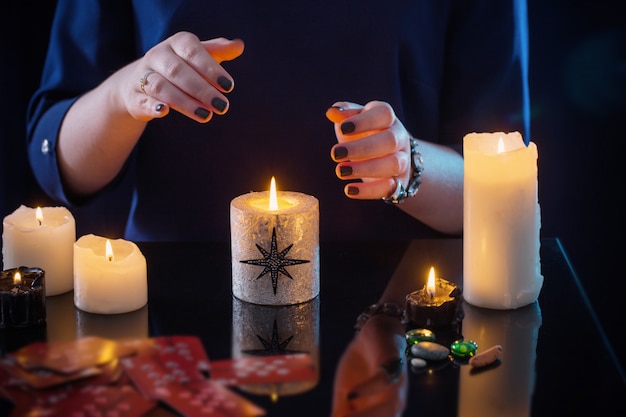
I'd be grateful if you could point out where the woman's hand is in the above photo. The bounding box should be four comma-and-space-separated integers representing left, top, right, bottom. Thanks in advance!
326, 101, 413, 201
119, 32, 245, 123
331, 315, 408, 417
57, 32, 245, 197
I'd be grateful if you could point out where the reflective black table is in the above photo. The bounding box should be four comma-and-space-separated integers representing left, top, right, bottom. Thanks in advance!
2, 238, 625, 416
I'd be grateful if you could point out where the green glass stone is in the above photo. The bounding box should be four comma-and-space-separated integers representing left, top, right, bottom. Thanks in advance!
450, 340, 478, 358
405, 328, 436, 345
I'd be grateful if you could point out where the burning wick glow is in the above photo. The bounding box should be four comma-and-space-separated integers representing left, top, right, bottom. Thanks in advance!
427, 266, 436, 298
105, 239, 114, 262
13, 271, 22, 286
35, 207, 43, 226
269, 176, 278, 211
497, 137, 505, 154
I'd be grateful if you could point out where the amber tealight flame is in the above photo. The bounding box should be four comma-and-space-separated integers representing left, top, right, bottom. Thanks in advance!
269, 176, 278, 211
13, 271, 22, 286
36, 207, 43, 226
426, 266, 436, 298
106, 239, 114, 262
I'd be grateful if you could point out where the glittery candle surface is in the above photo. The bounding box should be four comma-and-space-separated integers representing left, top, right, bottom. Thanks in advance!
230, 191, 320, 305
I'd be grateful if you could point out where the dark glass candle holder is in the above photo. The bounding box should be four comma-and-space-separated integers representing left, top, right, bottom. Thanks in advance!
0, 267, 46, 329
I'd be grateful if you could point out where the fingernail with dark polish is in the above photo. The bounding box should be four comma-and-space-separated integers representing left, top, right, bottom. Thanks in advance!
334, 146, 348, 160
211, 97, 228, 113
347, 186, 359, 195
341, 121, 356, 134
339, 166, 353, 177
194, 107, 211, 119
217, 76, 233, 91
155, 103, 165, 112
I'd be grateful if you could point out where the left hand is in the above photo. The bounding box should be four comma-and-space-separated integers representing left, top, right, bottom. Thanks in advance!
326, 101, 413, 201
331, 315, 408, 417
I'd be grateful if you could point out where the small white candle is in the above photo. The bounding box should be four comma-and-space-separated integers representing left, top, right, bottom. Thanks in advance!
230, 177, 319, 305
463, 132, 543, 309
73, 234, 147, 314
2, 205, 76, 296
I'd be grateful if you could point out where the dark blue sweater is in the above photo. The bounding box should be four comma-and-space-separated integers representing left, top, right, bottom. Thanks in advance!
27, 0, 530, 242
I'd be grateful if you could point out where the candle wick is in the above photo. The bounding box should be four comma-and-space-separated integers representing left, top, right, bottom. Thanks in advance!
37, 219, 42, 226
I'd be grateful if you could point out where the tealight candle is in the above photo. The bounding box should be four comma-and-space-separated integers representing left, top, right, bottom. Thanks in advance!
0, 267, 46, 328
405, 266, 463, 329
2, 205, 75, 296
231, 177, 319, 305
463, 132, 543, 309
73, 234, 147, 314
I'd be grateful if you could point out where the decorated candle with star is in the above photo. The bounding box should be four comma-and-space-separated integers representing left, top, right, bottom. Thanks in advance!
230, 177, 319, 305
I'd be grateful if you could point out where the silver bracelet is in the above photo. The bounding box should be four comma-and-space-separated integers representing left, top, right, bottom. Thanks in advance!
383, 137, 424, 205
354, 302, 405, 332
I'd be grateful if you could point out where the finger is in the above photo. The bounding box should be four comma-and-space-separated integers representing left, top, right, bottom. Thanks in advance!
344, 177, 397, 200
162, 35, 233, 112
136, 70, 215, 122
326, 101, 363, 123
338, 102, 395, 137
332, 128, 405, 162
336, 152, 407, 182
202, 37, 245, 63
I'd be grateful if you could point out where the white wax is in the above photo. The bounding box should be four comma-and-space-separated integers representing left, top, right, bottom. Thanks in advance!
74, 234, 147, 314
463, 132, 543, 309
2, 205, 76, 296
230, 191, 319, 305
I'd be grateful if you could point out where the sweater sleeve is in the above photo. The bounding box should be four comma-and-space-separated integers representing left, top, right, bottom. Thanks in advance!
26, 0, 136, 205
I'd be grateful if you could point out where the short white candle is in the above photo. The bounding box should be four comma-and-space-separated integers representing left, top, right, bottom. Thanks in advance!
2, 205, 75, 296
231, 177, 319, 305
463, 132, 543, 309
74, 234, 147, 314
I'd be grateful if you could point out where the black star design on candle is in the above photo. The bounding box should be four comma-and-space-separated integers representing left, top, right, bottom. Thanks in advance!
240, 227, 310, 294
241, 319, 302, 356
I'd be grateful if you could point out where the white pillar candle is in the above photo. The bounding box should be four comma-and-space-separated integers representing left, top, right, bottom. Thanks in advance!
231, 178, 319, 305
2, 205, 75, 296
74, 234, 147, 314
463, 132, 543, 309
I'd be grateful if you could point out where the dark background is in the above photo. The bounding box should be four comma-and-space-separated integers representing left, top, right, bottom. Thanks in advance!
1, 0, 624, 375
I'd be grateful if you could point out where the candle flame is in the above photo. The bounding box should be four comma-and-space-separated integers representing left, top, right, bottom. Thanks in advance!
269, 176, 278, 211
106, 239, 114, 262
426, 266, 436, 298
497, 137, 505, 154
36, 207, 43, 226
13, 271, 22, 285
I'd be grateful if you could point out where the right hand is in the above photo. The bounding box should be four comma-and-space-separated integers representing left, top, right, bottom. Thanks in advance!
118, 32, 245, 123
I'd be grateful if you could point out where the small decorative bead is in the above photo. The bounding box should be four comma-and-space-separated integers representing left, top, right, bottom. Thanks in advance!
450, 340, 478, 358
405, 328, 436, 345
469, 345, 503, 368
410, 341, 450, 361
410, 358, 427, 368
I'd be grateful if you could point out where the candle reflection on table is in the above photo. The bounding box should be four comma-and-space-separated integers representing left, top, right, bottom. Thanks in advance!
231, 296, 320, 400
45, 291, 148, 341
75, 305, 149, 340
458, 302, 542, 417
